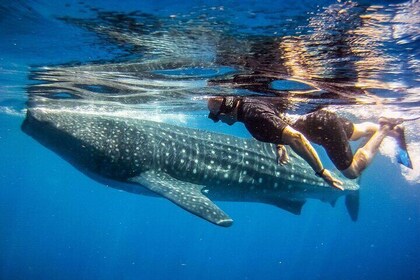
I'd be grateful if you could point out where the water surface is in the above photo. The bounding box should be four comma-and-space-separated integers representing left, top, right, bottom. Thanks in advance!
0, 1, 419, 279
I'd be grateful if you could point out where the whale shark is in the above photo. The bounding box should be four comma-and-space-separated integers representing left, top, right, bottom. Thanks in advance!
21, 100, 359, 227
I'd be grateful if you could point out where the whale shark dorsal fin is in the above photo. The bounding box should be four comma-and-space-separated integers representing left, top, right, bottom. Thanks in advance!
129, 171, 233, 227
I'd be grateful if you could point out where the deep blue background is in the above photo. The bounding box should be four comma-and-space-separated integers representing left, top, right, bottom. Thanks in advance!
1, 114, 419, 280
0, 1, 419, 279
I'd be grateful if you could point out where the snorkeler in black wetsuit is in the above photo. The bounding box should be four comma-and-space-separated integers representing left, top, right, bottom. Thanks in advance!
208, 96, 408, 190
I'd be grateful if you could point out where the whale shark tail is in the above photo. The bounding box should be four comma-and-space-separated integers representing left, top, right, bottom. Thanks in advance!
345, 190, 359, 221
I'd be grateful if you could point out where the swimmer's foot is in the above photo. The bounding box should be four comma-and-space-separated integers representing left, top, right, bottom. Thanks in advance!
379, 117, 404, 130
393, 125, 413, 169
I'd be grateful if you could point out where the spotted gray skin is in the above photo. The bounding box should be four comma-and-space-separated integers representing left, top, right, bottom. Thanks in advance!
22, 104, 359, 227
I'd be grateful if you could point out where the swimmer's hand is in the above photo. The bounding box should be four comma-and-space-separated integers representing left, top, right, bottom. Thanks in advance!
318, 169, 344, 191
276, 145, 289, 165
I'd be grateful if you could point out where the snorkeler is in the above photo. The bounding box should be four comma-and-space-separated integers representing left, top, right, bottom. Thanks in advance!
207, 96, 410, 190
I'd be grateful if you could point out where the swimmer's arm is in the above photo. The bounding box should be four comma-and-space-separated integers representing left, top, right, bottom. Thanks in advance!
281, 126, 344, 190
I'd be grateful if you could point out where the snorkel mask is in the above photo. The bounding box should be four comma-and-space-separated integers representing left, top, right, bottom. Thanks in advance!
208, 97, 238, 122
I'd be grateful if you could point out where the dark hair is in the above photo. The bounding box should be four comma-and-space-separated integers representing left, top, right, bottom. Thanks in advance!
208, 97, 239, 122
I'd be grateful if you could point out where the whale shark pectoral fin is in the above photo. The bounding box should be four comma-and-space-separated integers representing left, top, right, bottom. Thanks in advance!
129, 171, 233, 227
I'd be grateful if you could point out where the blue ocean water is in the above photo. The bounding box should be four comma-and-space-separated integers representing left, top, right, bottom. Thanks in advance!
0, 0, 419, 279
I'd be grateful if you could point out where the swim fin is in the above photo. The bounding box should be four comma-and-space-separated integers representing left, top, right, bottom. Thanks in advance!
395, 126, 413, 169
397, 147, 413, 169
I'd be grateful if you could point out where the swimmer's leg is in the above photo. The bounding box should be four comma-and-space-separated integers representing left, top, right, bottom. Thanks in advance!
351, 122, 400, 141
350, 122, 379, 141
342, 123, 394, 179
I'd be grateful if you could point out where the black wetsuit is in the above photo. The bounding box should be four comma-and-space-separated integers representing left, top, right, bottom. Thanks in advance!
235, 97, 355, 171
237, 97, 291, 144
292, 110, 354, 170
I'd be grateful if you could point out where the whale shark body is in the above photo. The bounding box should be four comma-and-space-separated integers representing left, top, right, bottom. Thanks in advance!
22, 102, 359, 227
